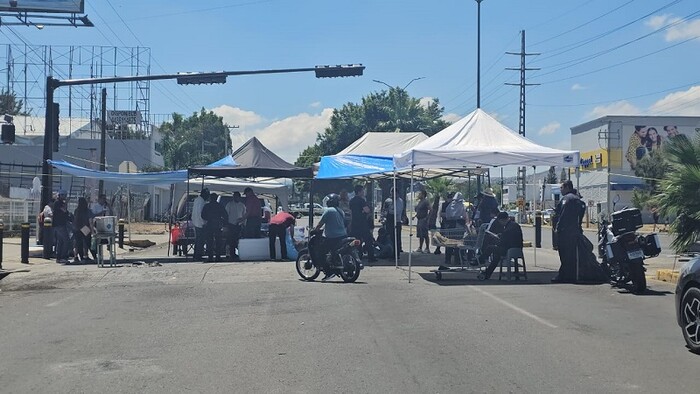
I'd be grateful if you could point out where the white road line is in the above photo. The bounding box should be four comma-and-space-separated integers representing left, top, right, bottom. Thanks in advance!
470, 286, 558, 329
45, 293, 80, 307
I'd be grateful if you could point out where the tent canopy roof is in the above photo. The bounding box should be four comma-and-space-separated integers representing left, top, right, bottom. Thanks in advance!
189, 137, 312, 179
338, 132, 429, 156
394, 109, 580, 169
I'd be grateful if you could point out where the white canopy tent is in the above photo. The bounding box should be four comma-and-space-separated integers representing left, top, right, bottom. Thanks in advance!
175, 177, 289, 212
338, 132, 429, 155
392, 108, 581, 282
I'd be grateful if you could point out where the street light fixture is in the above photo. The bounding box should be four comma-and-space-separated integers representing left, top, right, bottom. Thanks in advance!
372, 77, 426, 90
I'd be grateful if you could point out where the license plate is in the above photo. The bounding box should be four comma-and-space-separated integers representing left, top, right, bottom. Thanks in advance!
627, 249, 644, 260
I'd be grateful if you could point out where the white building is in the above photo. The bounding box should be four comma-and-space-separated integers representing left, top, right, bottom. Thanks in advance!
571, 115, 700, 221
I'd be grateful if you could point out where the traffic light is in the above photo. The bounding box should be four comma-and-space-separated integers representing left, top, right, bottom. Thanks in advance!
1, 122, 15, 144
314, 64, 365, 78
52, 102, 59, 152
176, 72, 227, 85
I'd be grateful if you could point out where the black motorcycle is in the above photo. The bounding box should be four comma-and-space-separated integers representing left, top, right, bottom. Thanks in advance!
295, 229, 362, 283
597, 208, 661, 294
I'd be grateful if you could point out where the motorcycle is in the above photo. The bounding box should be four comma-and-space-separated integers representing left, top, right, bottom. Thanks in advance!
295, 229, 362, 283
597, 208, 661, 294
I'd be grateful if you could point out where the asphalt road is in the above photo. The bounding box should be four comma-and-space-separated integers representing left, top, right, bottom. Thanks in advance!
0, 261, 696, 393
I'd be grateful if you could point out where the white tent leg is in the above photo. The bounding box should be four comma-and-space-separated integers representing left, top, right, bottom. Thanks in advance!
408, 166, 414, 283
533, 166, 537, 268
393, 170, 398, 269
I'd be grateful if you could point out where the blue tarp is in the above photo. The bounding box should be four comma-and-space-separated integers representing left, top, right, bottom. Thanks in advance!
49, 155, 237, 185
316, 154, 395, 179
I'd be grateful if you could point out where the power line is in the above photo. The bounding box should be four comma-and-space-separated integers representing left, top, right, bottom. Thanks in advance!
129, 0, 279, 21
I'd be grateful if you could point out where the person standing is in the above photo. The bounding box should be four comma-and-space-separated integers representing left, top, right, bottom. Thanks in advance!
339, 189, 352, 230
442, 192, 466, 268
72, 197, 94, 263
192, 188, 209, 260
243, 187, 262, 238
52, 190, 71, 264
225, 191, 246, 260
434, 192, 454, 255
477, 188, 499, 225
349, 184, 375, 263
90, 194, 113, 217
382, 187, 404, 258
414, 190, 431, 253
553, 180, 586, 283
268, 209, 296, 260
201, 193, 227, 262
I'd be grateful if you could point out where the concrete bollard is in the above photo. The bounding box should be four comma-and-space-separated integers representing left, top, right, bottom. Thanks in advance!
20, 222, 30, 264
118, 219, 126, 249
535, 210, 542, 248
0, 219, 4, 270
43, 217, 53, 259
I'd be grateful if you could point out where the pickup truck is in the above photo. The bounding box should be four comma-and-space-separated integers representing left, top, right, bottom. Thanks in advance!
289, 203, 324, 218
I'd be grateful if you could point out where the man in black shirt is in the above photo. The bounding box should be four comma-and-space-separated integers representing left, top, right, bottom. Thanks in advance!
349, 184, 375, 263
201, 193, 228, 262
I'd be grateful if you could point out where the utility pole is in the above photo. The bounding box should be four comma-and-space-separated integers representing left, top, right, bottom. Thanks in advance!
506, 30, 539, 222
99, 87, 106, 197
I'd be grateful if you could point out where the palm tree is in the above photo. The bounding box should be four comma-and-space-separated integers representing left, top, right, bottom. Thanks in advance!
425, 177, 455, 229
654, 134, 700, 253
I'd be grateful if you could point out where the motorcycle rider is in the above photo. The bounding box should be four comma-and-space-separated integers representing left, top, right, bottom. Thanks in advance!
313, 193, 348, 281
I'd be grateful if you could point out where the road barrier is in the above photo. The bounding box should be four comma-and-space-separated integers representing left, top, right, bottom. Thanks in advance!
43, 217, 53, 259
20, 222, 30, 264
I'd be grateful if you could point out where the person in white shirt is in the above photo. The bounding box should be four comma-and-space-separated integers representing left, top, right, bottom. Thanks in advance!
225, 191, 247, 260
191, 188, 209, 260
90, 194, 113, 217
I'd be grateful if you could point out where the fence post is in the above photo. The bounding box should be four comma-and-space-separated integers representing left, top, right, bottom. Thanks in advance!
0, 219, 4, 270
21, 222, 30, 264
118, 219, 126, 249
535, 211, 542, 248
43, 217, 53, 259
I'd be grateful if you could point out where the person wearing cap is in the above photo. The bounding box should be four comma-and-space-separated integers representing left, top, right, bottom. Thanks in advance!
192, 188, 209, 260
243, 187, 262, 238
225, 191, 246, 260
52, 190, 71, 264
477, 187, 499, 225
481, 211, 523, 280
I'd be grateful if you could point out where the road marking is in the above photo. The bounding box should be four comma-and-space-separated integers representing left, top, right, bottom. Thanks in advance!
470, 286, 558, 329
45, 293, 80, 307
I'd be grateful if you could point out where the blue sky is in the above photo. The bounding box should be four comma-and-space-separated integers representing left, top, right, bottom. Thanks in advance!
8, 0, 700, 163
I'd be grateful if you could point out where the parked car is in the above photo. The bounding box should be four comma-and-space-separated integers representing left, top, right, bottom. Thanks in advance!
676, 255, 700, 354
289, 203, 323, 218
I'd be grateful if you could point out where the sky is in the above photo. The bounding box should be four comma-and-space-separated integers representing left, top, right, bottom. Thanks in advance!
6, 0, 700, 167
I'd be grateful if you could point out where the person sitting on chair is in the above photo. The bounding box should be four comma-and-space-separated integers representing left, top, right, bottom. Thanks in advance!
482, 211, 523, 280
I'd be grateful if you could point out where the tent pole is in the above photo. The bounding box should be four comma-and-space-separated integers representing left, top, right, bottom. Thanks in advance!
393, 170, 398, 269
408, 166, 414, 283
167, 183, 173, 257
533, 166, 537, 269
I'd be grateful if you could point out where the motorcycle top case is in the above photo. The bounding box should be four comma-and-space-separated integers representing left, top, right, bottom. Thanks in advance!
611, 208, 643, 236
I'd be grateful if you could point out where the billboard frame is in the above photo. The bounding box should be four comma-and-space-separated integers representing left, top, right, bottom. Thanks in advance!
0, 0, 84, 13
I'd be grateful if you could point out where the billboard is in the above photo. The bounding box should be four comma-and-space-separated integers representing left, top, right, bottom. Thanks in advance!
623, 123, 700, 172
0, 0, 84, 13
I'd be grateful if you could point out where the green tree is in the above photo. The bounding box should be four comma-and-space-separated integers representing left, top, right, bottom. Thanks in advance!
159, 109, 232, 170
295, 87, 450, 167
632, 150, 671, 211
545, 166, 558, 184
425, 177, 455, 228
0, 89, 24, 115
653, 134, 700, 253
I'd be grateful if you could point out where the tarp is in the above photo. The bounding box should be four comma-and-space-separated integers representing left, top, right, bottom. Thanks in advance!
394, 109, 580, 169
189, 137, 312, 179
316, 154, 395, 179
48, 155, 238, 186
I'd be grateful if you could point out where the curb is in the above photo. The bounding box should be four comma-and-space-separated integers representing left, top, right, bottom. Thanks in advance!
655, 269, 680, 284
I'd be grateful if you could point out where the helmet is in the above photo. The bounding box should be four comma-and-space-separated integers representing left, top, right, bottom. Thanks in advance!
326, 193, 340, 208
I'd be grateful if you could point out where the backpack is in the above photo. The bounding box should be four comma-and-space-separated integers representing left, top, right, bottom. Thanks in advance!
445, 200, 464, 221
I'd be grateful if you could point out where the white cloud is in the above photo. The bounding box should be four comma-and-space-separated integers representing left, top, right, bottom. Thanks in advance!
571, 83, 586, 91
228, 108, 334, 162
419, 97, 435, 108
441, 112, 462, 123
211, 105, 264, 128
646, 14, 700, 42
310, 101, 321, 108
538, 121, 561, 136
648, 85, 700, 116
586, 100, 641, 119
488, 111, 508, 122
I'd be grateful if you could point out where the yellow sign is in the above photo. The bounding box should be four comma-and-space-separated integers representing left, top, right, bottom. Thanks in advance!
578, 148, 608, 170
517, 197, 525, 208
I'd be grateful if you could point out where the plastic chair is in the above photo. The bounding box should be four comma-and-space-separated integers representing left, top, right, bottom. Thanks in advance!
498, 248, 527, 280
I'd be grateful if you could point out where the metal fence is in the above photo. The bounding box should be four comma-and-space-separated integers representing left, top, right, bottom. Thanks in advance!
0, 198, 40, 234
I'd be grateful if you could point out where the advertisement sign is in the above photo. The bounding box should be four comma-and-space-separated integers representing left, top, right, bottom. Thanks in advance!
0, 0, 84, 13
579, 148, 608, 170
622, 124, 700, 172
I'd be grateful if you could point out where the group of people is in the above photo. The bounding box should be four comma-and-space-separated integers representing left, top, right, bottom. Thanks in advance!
40, 191, 113, 264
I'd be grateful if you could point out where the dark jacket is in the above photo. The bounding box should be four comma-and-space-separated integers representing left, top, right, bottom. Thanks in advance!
201, 201, 227, 229
499, 220, 523, 250
555, 192, 585, 234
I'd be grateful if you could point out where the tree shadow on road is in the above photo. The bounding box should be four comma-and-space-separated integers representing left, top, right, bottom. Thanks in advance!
616, 287, 672, 296
416, 270, 606, 287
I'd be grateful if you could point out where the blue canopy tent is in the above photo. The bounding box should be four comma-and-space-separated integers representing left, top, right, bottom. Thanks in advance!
316, 154, 395, 180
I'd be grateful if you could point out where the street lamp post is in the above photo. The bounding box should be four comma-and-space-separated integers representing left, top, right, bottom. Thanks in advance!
476, 0, 483, 109
40, 64, 365, 212
372, 77, 425, 90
